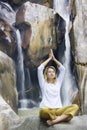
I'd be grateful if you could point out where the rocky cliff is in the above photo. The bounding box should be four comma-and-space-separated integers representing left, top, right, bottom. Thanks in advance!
0, 0, 87, 129
70, 0, 87, 114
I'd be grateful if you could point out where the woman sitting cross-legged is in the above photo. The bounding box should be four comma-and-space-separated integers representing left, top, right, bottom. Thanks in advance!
37, 49, 79, 126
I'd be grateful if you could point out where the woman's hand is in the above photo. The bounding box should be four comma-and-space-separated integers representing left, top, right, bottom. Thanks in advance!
50, 49, 62, 67
40, 49, 62, 67
49, 49, 53, 60
40, 49, 53, 67
50, 49, 55, 61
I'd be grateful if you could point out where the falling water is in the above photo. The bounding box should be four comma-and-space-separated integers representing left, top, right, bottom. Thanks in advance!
16, 30, 28, 108
53, 0, 78, 106
16, 30, 25, 99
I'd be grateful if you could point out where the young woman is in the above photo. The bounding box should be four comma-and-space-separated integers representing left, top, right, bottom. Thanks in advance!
37, 49, 79, 126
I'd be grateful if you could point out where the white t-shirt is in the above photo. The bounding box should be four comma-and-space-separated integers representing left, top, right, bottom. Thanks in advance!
38, 64, 65, 108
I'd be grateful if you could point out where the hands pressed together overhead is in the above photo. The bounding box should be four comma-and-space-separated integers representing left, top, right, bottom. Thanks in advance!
49, 49, 55, 61
41, 49, 62, 67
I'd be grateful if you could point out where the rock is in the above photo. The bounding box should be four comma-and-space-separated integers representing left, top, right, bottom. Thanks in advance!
10, 0, 53, 8
77, 66, 87, 114
0, 2, 16, 25
0, 51, 18, 112
74, 62, 87, 115
0, 96, 21, 129
15, 22, 31, 50
16, 1, 56, 66
75, 45, 87, 63
0, 113, 10, 130
71, 0, 87, 64
70, 0, 87, 114
0, 18, 17, 57
11, 114, 87, 130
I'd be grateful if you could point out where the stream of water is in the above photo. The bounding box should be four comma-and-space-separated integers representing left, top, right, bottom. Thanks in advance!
16, 30, 29, 108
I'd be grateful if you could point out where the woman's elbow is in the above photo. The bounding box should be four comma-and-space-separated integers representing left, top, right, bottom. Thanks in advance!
61, 65, 65, 71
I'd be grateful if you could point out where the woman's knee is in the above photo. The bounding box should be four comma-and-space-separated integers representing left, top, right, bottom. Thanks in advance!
71, 104, 79, 115
39, 108, 50, 119
72, 104, 79, 111
40, 108, 49, 115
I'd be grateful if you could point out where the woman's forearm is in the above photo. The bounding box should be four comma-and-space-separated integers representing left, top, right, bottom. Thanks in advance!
50, 49, 62, 67
41, 57, 51, 67
53, 58, 62, 67
40, 49, 63, 67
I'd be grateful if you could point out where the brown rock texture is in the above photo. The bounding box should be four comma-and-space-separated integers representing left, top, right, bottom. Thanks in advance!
16, 1, 56, 66
0, 51, 18, 112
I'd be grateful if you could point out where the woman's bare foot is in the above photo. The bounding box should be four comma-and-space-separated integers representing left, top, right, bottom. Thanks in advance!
46, 120, 54, 126
46, 118, 60, 126
46, 114, 70, 126
46, 116, 57, 126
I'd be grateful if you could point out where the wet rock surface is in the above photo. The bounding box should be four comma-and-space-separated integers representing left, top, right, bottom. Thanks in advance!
70, 0, 87, 114
0, 18, 17, 57
11, 109, 87, 130
0, 96, 21, 130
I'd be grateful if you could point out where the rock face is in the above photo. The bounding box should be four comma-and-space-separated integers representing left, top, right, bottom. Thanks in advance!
70, 0, 87, 114
16, 1, 56, 67
72, 0, 87, 64
0, 51, 18, 112
0, 1, 16, 25
11, 114, 87, 130
0, 113, 10, 130
0, 18, 17, 57
0, 96, 20, 130
9, 0, 53, 8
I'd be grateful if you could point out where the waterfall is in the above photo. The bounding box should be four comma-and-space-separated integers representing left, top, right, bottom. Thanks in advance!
16, 30, 25, 99
16, 30, 28, 108
53, 0, 78, 106
25, 68, 32, 92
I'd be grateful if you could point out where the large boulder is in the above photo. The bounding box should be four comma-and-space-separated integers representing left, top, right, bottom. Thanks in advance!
0, 51, 18, 112
72, 0, 87, 64
0, 18, 17, 57
70, 0, 87, 64
0, 113, 10, 130
16, 1, 56, 67
0, 2, 17, 57
70, 0, 87, 114
0, 96, 20, 130
0, 2, 15, 25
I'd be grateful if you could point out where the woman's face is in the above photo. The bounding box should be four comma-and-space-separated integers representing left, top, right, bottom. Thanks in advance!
46, 68, 56, 80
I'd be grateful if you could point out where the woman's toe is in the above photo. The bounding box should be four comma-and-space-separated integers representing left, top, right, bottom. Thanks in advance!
46, 120, 53, 126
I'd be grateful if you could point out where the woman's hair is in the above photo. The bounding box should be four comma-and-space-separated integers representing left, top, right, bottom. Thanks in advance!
44, 66, 57, 83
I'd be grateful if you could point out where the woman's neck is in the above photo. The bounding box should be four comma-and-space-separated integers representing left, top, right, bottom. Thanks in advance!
47, 79, 55, 83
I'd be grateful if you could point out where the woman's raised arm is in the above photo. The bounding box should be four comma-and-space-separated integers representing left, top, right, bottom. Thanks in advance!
50, 49, 62, 67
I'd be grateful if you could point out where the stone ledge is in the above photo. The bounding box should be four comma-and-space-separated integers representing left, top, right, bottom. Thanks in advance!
11, 115, 87, 130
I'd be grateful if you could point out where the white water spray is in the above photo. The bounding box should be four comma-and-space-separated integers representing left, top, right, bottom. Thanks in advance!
16, 30, 25, 99
53, 0, 78, 106
16, 30, 29, 108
